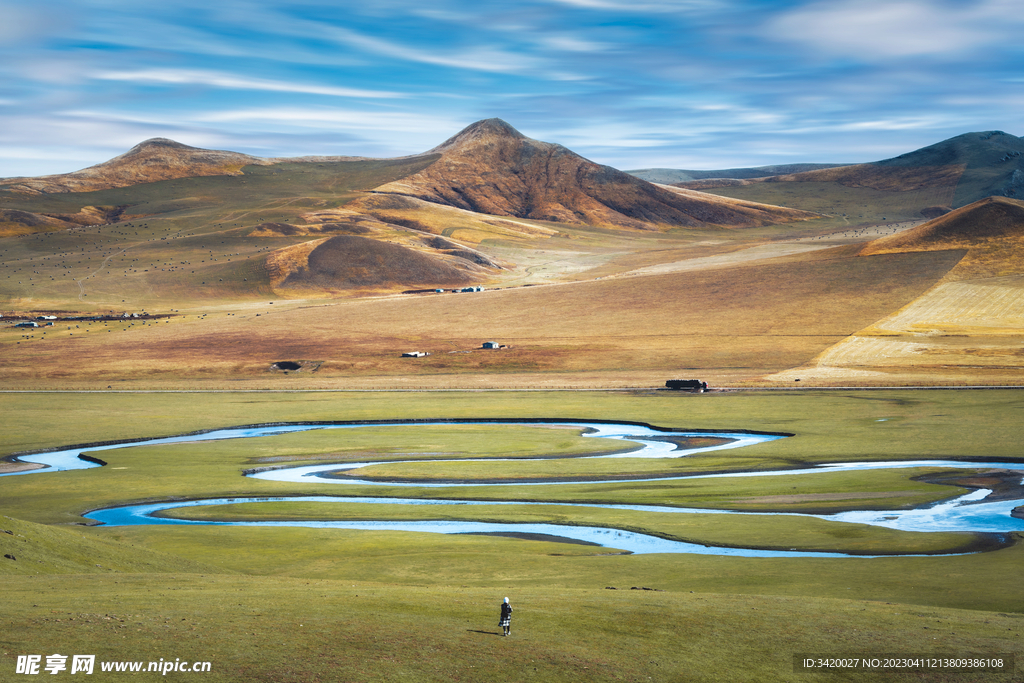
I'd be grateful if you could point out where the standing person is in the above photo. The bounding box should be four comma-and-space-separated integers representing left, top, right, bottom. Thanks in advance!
499, 597, 513, 636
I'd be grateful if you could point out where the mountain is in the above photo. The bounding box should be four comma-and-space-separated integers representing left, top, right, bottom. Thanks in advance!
680, 131, 1024, 211
1, 123, 820, 231
628, 163, 850, 184
370, 119, 819, 230
1, 139, 276, 194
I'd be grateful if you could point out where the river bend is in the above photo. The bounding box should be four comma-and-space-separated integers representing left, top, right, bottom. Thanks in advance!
6, 420, 1024, 556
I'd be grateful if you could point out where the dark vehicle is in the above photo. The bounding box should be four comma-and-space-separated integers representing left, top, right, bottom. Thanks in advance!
665, 379, 708, 392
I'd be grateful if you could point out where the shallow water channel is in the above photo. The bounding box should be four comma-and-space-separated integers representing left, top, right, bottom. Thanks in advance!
8, 420, 1024, 556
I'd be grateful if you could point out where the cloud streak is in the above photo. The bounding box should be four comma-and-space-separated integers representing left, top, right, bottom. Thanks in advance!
93, 69, 404, 99
769, 0, 1024, 59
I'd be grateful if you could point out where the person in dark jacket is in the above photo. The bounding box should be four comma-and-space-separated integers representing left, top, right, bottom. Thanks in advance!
499, 597, 513, 636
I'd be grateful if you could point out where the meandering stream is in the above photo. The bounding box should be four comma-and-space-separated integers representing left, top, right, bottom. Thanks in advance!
6, 420, 1024, 556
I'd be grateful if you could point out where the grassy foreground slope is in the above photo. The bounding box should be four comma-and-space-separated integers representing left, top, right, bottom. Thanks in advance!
3, 573, 1021, 683
4, 572, 1020, 683
1, 389, 1022, 681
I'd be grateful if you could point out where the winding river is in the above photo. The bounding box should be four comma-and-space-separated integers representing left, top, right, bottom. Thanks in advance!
6, 420, 1024, 557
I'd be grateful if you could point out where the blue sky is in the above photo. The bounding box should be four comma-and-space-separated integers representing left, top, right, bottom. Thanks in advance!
2, 0, 1023, 177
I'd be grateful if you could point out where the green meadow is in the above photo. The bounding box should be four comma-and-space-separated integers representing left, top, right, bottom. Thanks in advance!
2, 389, 1023, 681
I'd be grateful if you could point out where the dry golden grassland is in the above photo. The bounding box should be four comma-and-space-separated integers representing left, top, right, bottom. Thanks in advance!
766, 197, 1024, 385
0, 246, 963, 388
768, 275, 1024, 385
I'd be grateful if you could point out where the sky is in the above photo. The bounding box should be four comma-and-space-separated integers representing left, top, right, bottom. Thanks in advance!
2, 0, 1023, 177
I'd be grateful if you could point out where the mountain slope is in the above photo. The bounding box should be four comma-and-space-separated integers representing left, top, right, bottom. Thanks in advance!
862, 131, 1024, 206
371, 119, 819, 230
0, 206, 126, 237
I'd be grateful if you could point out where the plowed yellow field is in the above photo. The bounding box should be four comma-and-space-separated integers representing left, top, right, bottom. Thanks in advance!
769, 275, 1024, 383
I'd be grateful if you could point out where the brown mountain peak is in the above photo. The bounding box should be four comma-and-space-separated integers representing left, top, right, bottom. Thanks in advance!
426, 118, 528, 154
374, 120, 819, 230
125, 138, 198, 154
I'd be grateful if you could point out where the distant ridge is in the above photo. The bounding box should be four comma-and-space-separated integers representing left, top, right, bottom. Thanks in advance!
371, 119, 819, 230
678, 131, 1024, 210
629, 163, 850, 184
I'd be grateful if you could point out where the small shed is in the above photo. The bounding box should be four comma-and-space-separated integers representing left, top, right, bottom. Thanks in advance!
482, 341, 501, 349
402, 351, 428, 358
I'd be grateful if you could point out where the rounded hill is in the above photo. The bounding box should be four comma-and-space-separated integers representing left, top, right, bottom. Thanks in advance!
275, 235, 483, 292
861, 196, 1024, 255
859, 195, 1024, 280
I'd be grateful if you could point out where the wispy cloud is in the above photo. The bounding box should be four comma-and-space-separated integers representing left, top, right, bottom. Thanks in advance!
0, 2, 67, 46
535, 34, 611, 53
542, 0, 725, 12
833, 117, 957, 132
193, 107, 461, 133
93, 69, 403, 99
320, 25, 546, 74
769, 0, 1024, 60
